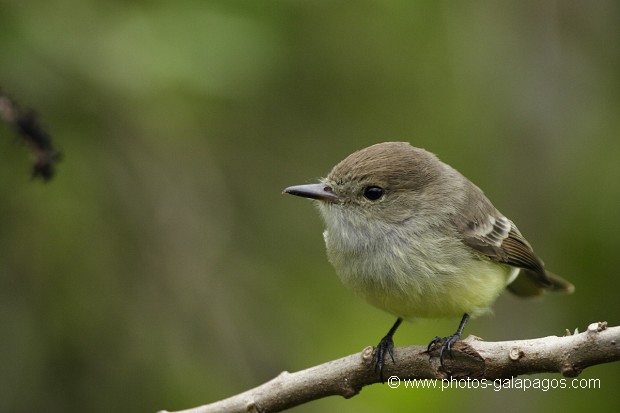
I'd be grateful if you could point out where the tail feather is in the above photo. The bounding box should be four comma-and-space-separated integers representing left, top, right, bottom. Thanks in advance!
507, 269, 574, 297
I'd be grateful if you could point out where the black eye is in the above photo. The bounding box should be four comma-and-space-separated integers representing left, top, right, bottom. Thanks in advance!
363, 186, 384, 201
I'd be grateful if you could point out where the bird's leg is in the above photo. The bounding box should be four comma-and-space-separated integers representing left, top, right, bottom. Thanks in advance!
374, 317, 402, 382
427, 313, 470, 369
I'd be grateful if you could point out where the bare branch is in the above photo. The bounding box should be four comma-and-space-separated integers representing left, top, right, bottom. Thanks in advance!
159, 322, 620, 413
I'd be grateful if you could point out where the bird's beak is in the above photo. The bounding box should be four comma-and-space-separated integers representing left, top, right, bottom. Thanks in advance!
283, 183, 340, 203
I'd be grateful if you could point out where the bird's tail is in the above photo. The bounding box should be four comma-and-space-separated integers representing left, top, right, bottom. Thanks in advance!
507, 269, 575, 297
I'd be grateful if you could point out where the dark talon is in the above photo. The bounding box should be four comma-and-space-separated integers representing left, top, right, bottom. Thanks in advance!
374, 318, 402, 382
374, 335, 395, 381
427, 313, 470, 370
438, 334, 461, 368
427, 336, 442, 352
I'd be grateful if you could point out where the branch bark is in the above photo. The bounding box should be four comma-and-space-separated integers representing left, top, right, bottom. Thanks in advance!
159, 322, 619, 413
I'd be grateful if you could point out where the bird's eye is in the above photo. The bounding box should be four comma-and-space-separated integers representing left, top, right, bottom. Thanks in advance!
363, 186, 384, 201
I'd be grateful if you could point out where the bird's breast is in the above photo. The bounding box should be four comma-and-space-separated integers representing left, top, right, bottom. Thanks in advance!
323, 226, 513, 319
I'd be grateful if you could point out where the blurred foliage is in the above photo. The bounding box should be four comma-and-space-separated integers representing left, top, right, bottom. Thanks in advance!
1, 1, 619, 412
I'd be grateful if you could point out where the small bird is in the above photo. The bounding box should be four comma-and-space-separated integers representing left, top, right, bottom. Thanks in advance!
283, 142, 573, 380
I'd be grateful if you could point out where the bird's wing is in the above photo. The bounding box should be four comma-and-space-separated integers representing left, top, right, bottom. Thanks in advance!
453, 207, 552, 287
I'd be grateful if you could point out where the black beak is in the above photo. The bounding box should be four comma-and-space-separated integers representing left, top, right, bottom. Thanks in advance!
283, 183, 340, 202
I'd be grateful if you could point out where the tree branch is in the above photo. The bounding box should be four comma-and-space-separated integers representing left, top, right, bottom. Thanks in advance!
159, 322, 619, 413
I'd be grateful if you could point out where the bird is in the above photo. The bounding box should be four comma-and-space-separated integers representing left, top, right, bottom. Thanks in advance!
283, 142, 574, 381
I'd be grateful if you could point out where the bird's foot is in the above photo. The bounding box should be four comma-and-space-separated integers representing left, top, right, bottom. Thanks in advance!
427, 333, 462, 369
374, 334, 396, 383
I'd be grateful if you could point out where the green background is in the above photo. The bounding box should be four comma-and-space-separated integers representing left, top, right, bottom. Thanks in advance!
1, 1, 618, 412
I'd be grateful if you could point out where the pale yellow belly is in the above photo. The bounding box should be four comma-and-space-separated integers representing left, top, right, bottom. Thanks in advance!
341, 257, 516, 320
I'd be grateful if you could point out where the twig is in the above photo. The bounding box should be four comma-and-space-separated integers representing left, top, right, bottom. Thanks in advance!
0, 88, 60, 181
159, 322, 620, 413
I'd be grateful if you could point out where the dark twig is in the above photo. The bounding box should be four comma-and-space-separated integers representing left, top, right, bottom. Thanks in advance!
0, 88, 60, 181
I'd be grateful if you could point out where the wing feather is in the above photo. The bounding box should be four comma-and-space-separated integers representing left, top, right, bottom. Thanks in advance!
452, 196, 551, 287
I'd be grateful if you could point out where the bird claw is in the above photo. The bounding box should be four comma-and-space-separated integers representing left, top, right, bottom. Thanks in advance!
374, 335, 396, 382
427, 333, 462, 369
427, 336, 443, 352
